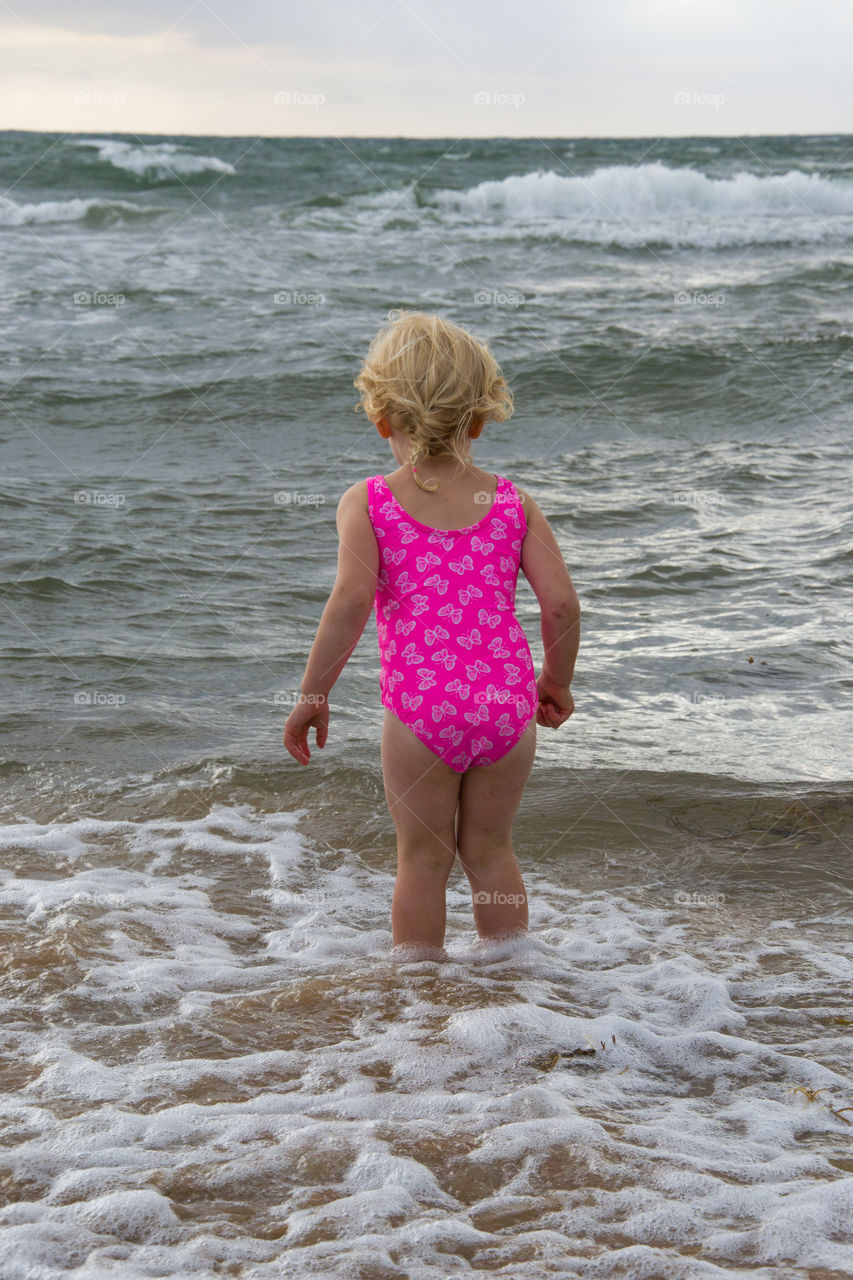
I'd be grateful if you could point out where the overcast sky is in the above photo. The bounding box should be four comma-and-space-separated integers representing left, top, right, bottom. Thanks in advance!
2, 0, 851, 137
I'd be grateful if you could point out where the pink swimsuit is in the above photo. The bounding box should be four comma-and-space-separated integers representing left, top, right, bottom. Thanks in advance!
366, 473, 538, 772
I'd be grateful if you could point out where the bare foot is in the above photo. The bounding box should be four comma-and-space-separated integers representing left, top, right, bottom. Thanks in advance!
389, 941, 449, 964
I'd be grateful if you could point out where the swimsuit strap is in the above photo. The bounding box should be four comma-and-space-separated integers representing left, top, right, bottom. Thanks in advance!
366, 473, 383, 525
367, 472, 525, 536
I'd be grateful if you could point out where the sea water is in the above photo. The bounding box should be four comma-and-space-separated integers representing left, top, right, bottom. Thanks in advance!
0, 131, 851, 1278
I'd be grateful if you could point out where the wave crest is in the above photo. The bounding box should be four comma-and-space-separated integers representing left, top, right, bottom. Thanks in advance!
73, 138, 236, 181
0, 195, 163, 227
434, 162, 853, 247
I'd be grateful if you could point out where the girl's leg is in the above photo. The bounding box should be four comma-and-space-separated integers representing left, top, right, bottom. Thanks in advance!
456, 718, 537, 939
380, 709, 462, 949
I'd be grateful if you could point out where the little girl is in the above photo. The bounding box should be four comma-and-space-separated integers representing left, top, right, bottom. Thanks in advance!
284, 310, 580, 957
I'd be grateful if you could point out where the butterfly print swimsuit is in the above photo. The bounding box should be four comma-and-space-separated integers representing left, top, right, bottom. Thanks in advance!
366, 473, 538, 772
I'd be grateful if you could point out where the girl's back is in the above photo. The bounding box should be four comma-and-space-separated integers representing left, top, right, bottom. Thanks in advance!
377, 460, 501, 531
368, 464, 536, 774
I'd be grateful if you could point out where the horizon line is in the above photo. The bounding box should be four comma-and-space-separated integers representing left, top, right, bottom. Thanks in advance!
2, 127, 852, 142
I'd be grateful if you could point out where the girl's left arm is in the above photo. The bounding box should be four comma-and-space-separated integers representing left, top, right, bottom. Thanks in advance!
284, 481, 378, 764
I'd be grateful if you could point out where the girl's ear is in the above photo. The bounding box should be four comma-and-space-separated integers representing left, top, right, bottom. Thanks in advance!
374, 416, 393, 439
469, 417, 485, 439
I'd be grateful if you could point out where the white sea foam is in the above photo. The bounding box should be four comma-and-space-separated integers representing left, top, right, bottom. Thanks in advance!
0, 803, 850, 1277
434, 162, 853, 247
0, 194, 160, 226
73, 138, 236, 180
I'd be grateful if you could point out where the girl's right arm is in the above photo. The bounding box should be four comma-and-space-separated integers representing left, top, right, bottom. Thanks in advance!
517, 489, 581, 728
283, 481, 378, 763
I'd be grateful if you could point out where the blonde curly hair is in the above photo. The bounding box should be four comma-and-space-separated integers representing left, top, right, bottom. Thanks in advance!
353, 309, 513, 491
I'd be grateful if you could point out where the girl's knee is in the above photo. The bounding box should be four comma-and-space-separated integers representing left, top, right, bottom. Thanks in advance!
457, 837, 514, 875
397, 839, 456, 877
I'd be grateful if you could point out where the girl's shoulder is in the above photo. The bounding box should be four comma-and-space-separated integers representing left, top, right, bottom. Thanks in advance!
497, 479, 548, 540
337, 478, 372, 516
340, 477, 371, 498
498, 474, 525, 497
357, 472, 396, 494
349, 474, 394, 524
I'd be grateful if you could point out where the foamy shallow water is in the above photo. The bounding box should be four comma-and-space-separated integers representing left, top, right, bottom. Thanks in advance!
1, 804, 851, 1279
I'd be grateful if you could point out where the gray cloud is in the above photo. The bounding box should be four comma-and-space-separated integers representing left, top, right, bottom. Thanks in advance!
5, 0, 852, 136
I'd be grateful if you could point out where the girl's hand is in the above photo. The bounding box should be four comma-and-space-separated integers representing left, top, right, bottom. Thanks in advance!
535, 673, 574, 728
283, 695, 329, 765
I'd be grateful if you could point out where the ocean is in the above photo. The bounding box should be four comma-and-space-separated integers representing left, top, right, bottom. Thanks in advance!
0, 130, 851, 1278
